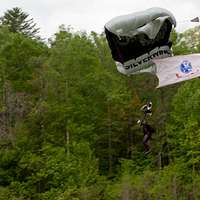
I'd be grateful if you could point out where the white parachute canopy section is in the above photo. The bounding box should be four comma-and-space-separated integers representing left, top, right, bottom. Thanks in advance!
154, 54, 200, 88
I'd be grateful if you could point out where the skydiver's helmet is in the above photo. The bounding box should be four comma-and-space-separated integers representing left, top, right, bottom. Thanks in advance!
137, 119, 142, 126
148, 102, 152, 109
137, 119, 146, 126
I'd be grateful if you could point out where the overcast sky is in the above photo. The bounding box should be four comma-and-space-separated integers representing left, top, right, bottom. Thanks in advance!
1, 0, 200, 40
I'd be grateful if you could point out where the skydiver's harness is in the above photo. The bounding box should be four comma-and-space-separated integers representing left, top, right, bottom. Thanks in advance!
139, 102, 154, 134
140, 101, 152, 117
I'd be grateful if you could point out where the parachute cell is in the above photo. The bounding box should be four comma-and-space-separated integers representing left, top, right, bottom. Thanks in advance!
105, 7, 176, 75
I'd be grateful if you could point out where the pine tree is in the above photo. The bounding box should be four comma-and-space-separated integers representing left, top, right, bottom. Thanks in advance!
0, 7, 40, 39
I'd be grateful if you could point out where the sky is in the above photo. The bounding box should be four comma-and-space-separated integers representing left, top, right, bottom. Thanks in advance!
0, 0, 200, 40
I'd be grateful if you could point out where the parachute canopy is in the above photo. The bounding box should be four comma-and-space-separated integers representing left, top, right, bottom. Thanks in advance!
154, 54, 200, 88
105, 7, 176, 75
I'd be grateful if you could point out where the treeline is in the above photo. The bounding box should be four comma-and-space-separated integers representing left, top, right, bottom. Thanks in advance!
0, 7, 200, 200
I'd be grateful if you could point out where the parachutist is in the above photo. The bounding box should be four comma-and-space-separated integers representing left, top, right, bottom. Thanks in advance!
140, 101, 152, 117
137, 119, 155, 154
138, 101, 155, 154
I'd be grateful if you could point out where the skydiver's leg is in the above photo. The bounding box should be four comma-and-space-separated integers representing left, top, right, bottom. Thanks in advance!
143, 134, 151, 153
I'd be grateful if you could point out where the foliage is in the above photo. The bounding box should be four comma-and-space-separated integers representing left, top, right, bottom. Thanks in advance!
0, 8, 200, 199
0, 7, 40, 39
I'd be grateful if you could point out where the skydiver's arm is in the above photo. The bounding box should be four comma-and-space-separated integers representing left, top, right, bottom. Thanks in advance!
140, 104, 147, 111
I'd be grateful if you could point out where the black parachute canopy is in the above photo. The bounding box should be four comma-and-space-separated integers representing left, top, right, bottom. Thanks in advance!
105, 7, 176, 75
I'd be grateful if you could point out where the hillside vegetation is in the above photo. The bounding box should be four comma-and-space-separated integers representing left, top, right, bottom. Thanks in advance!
0, 8, 200, 200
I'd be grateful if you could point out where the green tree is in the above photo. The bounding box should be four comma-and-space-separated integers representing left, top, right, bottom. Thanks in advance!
167, 79, 200, 164
0, 7, 40, 39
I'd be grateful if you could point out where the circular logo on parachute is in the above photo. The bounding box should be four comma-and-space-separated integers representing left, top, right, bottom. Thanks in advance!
180, 60, 192, 74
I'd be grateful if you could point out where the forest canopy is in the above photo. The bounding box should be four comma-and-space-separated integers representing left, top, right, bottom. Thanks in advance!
0, 7, 200, 200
